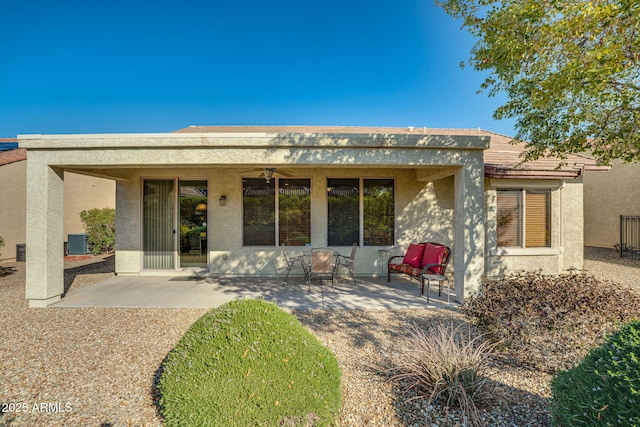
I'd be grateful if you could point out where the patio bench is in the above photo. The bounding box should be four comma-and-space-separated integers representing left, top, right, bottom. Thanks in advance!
387, 242, 451, 301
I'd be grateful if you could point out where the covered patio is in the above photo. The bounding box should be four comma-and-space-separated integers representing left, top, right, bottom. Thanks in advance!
53, 274, 459, 310
19, 126, 488, 307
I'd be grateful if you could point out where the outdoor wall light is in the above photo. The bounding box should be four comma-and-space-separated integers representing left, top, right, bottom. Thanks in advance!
263, 168, 275, 183
219, 195, 227, 206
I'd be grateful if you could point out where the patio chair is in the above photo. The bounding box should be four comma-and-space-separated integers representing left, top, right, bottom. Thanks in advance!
336, 243, 358, 285
281, 244, 306, 285
188, 233, 202, 255
306, 248, 338, 290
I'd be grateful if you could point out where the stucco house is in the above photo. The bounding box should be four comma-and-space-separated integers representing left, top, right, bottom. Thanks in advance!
0, 140, 115, 261
583, 160, 640, 249
17, 126, 603, 307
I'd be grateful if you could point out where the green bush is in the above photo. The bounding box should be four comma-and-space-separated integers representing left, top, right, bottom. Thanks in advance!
551, 319, 640, 426
158, 299, 342, 427
79, 208, 115, 255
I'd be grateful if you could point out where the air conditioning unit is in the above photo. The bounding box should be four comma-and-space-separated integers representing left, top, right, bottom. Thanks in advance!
67, 233, 88, 255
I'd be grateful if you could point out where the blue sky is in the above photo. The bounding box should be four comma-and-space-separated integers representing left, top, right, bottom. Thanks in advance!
0, 0, 516, 137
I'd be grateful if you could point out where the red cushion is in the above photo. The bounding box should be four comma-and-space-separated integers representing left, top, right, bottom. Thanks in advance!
402, 243, 426, 268
400, 264, 414, 275
389, 263, 403, 273
422, 243, 446, 274
402, 264, 422, 277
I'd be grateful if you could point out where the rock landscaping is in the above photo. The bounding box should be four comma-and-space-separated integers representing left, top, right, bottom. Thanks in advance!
0, 247, 638, 426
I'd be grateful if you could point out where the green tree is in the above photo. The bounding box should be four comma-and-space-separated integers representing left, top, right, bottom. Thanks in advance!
437, 0, 640, 164
80, 208, 115, 255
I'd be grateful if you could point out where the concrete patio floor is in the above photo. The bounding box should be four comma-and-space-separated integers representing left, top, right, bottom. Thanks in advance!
53, 274, 460, 310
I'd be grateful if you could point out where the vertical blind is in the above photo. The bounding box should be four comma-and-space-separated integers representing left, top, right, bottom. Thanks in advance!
143, 180, 175, 269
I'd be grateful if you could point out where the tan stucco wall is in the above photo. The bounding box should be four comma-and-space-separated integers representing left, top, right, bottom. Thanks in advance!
114, 167, 456, 278
63, 172, 116, 236
485, 178, 584, 276
0, 159, 114, 261
0, 160, 26, 260
583, 161, 640, 248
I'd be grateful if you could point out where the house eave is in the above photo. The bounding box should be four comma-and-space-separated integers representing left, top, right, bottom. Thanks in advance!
17, 132, 490, 151
484, 167, 582, 179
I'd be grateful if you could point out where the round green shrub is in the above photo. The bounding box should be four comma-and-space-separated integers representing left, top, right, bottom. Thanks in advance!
551, 319, 640, 426
158, 299, 342, 426
79, 208, 115, 254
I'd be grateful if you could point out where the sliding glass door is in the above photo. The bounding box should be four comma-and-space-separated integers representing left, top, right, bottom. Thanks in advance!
179, 180, 208, 268
143, 179, 208, 270
143, 180, 175, 269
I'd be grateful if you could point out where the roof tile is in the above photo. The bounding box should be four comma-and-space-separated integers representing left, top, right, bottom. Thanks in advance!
0, 148, 27, 166
175, 125, 603, 178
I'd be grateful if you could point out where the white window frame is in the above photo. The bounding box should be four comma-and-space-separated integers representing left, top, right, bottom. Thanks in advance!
492, 185, 561, 256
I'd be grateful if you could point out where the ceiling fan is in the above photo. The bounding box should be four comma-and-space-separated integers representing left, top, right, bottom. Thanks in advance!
243, 167, 294, 183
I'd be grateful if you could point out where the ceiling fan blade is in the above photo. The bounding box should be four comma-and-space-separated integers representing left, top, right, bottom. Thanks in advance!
276, 169, 294, 177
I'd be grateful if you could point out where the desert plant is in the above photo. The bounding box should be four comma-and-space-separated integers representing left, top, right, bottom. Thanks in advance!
463, 272, 640, 373
551, 319, 640, 426
158, 299, 342, 427
79, 208, 115, 255
390, 320, 498, 426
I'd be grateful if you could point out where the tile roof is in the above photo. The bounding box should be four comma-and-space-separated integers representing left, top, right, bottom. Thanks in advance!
480, 130, 608, 178
0, 148, 27, 167
176, 125, 606, 178
175, 125, 481, 135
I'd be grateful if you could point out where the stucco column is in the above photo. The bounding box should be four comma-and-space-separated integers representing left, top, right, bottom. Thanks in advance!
453, 156, 485, 301
25, 160, 64, 307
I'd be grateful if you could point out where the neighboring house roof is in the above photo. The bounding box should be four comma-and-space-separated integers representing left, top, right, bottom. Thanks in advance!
0, 148, 27, 167
176, 125, 607, 179
0, 138, 19, 152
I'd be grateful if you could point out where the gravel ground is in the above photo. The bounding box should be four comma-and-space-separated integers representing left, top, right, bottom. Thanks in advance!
1, 247, 638, 426
583, 245, 640, 292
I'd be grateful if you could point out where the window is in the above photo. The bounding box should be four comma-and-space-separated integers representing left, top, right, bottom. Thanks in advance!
327, 178, 394, 246
363, 179, 394, 246
279, 179, 311, 246
242, 178, 311, 246
327, 179, 359, 246
243, 178, 275, 246
497, 189, 550, 248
